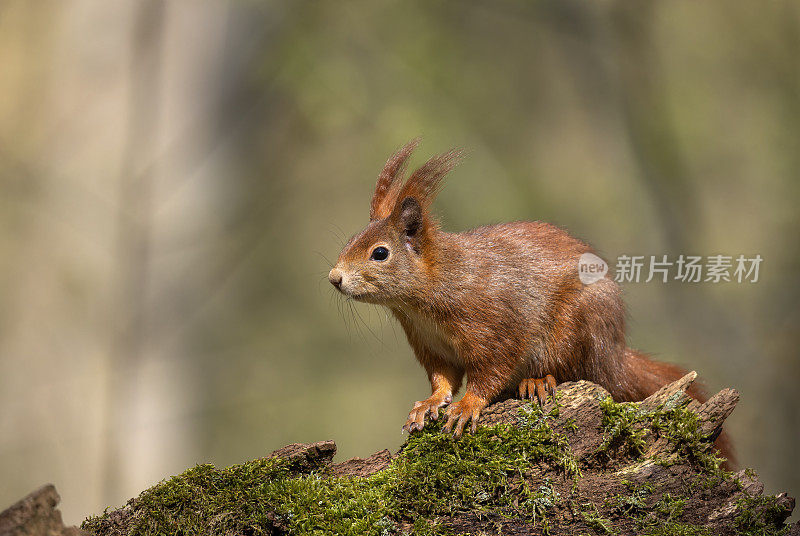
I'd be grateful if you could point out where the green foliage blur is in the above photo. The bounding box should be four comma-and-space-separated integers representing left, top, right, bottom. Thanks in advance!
0, 0, 797, 525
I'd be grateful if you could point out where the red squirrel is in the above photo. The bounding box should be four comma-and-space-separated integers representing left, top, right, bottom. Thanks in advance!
329, 139, 732, 464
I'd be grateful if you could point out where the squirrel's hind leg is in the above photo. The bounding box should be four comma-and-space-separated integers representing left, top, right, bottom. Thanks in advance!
518, 375, 557, 406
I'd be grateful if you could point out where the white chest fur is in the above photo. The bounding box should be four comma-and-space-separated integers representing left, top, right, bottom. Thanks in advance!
400, 308, 461, 365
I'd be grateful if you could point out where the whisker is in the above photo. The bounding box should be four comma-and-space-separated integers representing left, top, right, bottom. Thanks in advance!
351, 300, 384, 346
372, 304, 385, 333
314, 250, 336, 268
348, 304, 358, 342
319, 273, 333, 295
335, 294, 352, 340
346, 299, 364, 343
326, 224, 348, 248
328, 286, 339, 308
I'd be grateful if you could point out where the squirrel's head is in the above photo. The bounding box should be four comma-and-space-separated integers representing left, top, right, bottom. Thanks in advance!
329, 139, 462, 305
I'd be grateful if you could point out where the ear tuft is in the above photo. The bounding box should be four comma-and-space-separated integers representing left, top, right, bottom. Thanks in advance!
397, 147, 463, 208
370, 138, 420, 221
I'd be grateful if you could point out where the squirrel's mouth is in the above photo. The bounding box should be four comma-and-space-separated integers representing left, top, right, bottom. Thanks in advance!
349, 291, 382, 304
332, 272, 382, 303
339, 281, 380, 303
334, 285, 366, 301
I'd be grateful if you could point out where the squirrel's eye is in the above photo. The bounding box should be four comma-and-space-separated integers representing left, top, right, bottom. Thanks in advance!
371, 246, 389, 261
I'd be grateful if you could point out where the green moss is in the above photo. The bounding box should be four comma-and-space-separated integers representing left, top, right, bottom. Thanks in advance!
83, 457, 398, 535
520, 478, 561, 530
597, 396, 726, 475
654, 493, 686, 520
622, 479, 654, 495
392, 410, 576, 518
608, 478, 710, 536
580, 503, 615, 534
605, 489, 648, 517
411, 517, 446, 536
734, 495, 792, 536
82, 403, 577, 536
649, 407, 725, 475
563, 417, 579, 432
598, 398, 647, 458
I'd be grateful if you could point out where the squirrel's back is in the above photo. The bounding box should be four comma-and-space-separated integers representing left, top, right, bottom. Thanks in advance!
386, 220, 634, 406
433, 221, 596, 308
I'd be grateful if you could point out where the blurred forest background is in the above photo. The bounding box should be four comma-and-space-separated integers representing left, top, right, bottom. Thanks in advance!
1, 0, 798, 525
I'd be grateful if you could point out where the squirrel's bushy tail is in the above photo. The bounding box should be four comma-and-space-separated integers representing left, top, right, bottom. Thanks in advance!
619, 348, 692, 401
621, 348, 736, 469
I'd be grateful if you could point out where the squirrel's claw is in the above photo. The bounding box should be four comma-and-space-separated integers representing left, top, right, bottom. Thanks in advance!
402, 394, 452, 433
442, 393, 487, 438
519, 375, 557, 406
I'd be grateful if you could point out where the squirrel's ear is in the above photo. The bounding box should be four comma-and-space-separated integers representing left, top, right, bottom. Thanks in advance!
370, 138, 420, 221
398, 196, 423, 241
395, 148, 463, 211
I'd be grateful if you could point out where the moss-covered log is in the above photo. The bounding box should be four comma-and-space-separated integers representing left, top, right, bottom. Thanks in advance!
5, 373, 798, 535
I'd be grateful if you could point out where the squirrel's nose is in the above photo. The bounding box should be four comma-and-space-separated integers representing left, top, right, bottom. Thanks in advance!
329, 268, 343, 289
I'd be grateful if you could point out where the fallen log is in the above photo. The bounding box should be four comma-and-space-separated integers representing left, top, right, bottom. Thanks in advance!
5, 373, 797, 535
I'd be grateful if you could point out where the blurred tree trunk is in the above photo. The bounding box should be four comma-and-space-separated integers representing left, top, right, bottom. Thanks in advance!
102, 0, 164, 502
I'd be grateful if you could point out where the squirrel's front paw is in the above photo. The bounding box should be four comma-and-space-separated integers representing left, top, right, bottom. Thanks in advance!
442, 392, 488, 438
403, 393, 452, 433
518, 375, 557, 406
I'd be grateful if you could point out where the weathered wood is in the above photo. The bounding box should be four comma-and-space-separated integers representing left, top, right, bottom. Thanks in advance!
328, 449, 393, 478
694, 388, 740, 438
0, 485, 86, 536
640, 370, 697, 411
268, 440, 337, 473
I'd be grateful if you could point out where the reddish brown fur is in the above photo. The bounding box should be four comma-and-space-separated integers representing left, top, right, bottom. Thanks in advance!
329, 141, 734, 465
